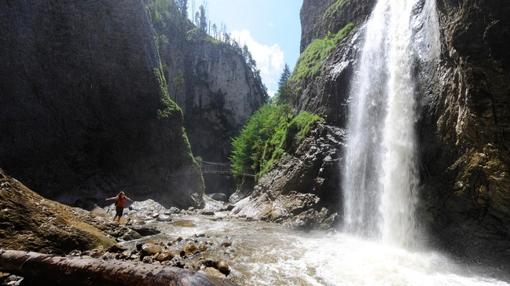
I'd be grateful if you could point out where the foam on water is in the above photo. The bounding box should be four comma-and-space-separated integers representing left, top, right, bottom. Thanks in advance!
154, 216, 509, 285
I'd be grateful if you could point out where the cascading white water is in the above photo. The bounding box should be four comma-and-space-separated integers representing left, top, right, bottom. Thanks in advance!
342, 0, 440, 247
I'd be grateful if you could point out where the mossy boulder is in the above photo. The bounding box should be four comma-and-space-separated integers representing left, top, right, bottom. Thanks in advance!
0, 169, 114, 254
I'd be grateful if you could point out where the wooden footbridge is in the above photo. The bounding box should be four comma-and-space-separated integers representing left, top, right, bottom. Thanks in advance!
200, 161, 255, 177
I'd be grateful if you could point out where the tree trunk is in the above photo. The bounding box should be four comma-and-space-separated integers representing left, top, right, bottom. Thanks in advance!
0, 250, 237, 286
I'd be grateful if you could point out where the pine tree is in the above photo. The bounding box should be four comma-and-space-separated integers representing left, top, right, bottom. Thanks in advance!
212, 24, 218, 39
199, 5, 207, 32
275, 64, 292, 103
176, 0, 188, 17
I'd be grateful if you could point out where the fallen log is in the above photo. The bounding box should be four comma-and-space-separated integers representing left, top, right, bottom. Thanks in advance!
0, 250, 238, 286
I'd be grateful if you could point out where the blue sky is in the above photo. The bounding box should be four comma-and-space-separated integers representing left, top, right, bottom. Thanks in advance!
189, 0, 302, 96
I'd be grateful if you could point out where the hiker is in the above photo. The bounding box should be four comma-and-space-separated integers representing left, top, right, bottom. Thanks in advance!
106, 191, 133, 223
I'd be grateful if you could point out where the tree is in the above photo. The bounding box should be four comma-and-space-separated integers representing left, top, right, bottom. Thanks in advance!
176, 0, 188, 17
194, 11, 200, 26
212, 23, 218, 39
278, 64, 291, 89
199, 5, 207, 32
223, 32, 230, 44
242, 45, 249, 59
275, 64, 292, 103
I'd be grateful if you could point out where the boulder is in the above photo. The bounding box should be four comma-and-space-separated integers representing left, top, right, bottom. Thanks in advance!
0, 169, 114, 254
141, 243, 162, 257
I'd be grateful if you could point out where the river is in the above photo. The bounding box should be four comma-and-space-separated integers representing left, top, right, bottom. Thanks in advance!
139, 213, 510, 286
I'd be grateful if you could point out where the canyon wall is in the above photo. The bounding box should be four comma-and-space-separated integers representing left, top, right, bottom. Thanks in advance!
0, 0, 204, 208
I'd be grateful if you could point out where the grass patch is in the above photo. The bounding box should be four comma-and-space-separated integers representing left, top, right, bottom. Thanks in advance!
323, 0, 348, 20
186, 27, 221, 45
290, 22, 355, 84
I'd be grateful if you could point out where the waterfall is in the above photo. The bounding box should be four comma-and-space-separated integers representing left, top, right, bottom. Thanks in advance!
342, 0, 440, 247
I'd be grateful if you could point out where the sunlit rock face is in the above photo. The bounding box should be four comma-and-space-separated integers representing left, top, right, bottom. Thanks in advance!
180, 41, 267, 195
0, 0, 204, 208
153, 5, 267, 195
183, 41, 267, 164
231, 124, 345, 229
299, 0, 376, 53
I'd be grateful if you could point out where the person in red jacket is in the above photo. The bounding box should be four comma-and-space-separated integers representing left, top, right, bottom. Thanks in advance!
106, 191, 133, 223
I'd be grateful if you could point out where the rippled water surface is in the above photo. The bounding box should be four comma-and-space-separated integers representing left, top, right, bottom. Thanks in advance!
147, 214, 510, 286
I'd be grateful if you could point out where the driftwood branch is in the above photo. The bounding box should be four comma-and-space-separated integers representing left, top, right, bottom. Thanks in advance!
0, 250, 237, 286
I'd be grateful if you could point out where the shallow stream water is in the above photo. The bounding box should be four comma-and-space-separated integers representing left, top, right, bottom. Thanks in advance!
138, 213, 510, 286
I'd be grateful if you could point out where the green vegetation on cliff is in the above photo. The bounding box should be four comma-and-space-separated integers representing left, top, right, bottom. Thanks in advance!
323, 0, 348, 21
230, 104, 323, 179
290, 22, 354, 84
154, 67, 181, 119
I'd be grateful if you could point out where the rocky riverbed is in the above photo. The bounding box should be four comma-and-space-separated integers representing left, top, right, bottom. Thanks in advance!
2, 193, 510, 286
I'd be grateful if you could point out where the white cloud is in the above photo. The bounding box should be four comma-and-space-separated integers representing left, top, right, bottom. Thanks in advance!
232, 29, 285, 97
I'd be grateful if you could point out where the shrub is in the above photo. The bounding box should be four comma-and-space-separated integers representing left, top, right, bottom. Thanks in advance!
290, 22, 355, 84
154, 67, 180, 119
230, 104, 323, 180
323, 0, 348, 21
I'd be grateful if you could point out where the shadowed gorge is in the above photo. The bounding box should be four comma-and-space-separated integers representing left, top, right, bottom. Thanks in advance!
0, 0, 509, 285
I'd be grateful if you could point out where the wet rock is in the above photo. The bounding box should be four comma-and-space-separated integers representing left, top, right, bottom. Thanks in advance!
107, 243, 128, 253
157, 214, 172, 222
142, 256, 153, 264
171, 257, 186, 268
198, 242, 208, 252
208, 193, 228, 202
183, 242, 198, 254
2, 274, 23, 286
121, 229, 142, 241
200, 211, 215, 216
115, 251, 131, 260
141, 243, 162, 256
101, 252, 115, 261
166, 207, 181, 214
131, 226, 160, 237
68, 250, 82, 256
222, 205, 235, 212
173, 220, 195, 227
217, 260, 230, 276
200, 267, 226, 279
82, 247, 105, 259
155, 251, 175, 262
221, 241, 232, 248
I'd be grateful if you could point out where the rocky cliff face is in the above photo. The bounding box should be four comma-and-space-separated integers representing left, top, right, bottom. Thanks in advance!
300, 0, 375, 52
149, 3, 267, 194
419, 0, 510, 265
231, 123, 344, 229
0, 0, 204, 208
290, 0, 510, 266
287, 0, 374, 127
183, 40, 267, 165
